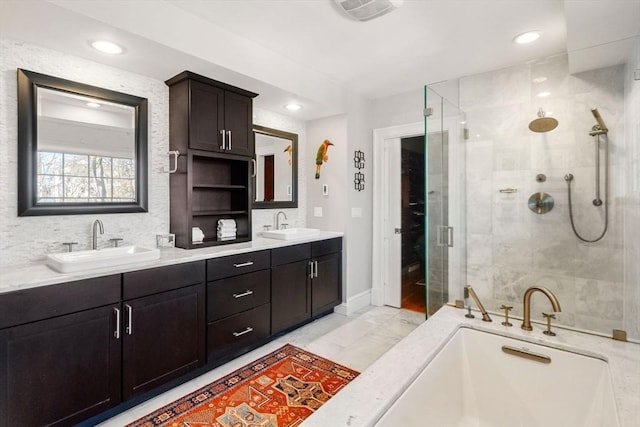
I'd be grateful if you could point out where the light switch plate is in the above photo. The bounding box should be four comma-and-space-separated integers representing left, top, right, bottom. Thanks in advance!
314, 207, 323, 217
351, 207, 362, 218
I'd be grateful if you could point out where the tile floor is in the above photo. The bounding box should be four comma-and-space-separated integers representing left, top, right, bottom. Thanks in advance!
98, 305, 426, 426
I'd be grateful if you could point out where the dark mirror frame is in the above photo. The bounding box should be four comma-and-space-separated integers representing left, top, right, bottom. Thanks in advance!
17, 69, 148, 216
252, 125, 298, 209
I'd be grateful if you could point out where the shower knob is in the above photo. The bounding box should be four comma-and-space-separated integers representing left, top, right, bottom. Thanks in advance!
528, 192, 554, 214
564, 173, 574, 182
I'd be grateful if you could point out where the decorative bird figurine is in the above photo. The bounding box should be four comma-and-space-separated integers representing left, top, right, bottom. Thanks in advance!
315, 139, 334, 179
284, 144, 292, 166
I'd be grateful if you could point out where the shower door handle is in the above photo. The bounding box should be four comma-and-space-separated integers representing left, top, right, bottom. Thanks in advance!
437, 226, 454, 247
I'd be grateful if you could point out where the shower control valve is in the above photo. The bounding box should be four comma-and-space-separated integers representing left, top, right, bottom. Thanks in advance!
499, 305, 513, 327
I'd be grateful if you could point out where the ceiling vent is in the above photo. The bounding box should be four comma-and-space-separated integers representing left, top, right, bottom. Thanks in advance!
334, 0, 403, 22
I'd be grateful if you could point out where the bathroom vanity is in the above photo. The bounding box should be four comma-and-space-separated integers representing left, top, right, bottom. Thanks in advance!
0, 234, 342, 427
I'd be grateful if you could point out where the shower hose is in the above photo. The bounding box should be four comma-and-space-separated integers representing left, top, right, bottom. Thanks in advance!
564, 134, 609, 243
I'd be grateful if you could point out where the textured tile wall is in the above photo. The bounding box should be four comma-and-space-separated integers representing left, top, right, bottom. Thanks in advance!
461, 55, 628, 335
0, 38, 307, 267
0, 38, 169, 267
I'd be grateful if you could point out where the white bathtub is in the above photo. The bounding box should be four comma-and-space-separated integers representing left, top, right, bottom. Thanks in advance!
375, 327, 619, 427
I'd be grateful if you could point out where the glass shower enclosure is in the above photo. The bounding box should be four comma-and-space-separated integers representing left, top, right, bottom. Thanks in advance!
423, 84, 467, 315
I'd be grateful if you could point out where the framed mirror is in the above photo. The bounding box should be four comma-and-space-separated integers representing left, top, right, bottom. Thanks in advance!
17, 69, 148, 216
252, 125, 298, 209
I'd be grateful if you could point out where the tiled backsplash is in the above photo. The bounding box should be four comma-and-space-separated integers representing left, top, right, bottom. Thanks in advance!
0, 38, 307, 267
0, 38, 169, 266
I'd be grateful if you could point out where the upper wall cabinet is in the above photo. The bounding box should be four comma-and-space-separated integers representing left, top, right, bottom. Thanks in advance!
166, 71, 258, 157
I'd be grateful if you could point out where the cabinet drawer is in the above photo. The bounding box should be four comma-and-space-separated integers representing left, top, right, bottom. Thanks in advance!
0, 275, 120, 329
271, 243, 311, 267
207, 303, 270, 363
123, 261, 205, 299
312, 237, 342, 257
207, 270, 270, 321
207, 250, 270, 281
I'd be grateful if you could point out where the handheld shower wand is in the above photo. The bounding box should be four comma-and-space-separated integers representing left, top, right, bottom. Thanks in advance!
564, 108, 609, 243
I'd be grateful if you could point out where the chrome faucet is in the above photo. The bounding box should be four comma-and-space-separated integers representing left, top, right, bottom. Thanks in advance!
465, 285, 492, 322
521, 286, 562, 331
276, 211, 288, 230
92, 219, 104, 250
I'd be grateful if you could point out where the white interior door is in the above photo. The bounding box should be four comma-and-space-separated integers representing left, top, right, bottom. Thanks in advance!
383, 138, 402, 307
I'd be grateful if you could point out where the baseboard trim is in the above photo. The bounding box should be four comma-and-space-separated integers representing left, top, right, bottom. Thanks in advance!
334, 289, 371, 316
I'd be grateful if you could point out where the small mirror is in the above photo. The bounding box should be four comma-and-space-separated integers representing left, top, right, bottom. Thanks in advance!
253, 125, 298, 209
17, 69, 148, 216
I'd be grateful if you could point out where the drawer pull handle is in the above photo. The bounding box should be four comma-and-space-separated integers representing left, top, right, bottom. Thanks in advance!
233, 290, 254, 299
233, 327, 254, 337
233, 261, 254, 268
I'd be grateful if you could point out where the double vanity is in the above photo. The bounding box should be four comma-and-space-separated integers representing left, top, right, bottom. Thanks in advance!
0, 233, 343, 427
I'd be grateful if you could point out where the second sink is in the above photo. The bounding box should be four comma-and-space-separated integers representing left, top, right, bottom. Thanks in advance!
262, 228, 320, 240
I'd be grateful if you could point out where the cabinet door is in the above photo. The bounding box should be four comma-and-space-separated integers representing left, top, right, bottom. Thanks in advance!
0, 306, 121, 427
312, 253, 343, 316
122, 284, 205, 400
224, 91, 253, 156
271, 259, 311, 334
189, 80, 225, 152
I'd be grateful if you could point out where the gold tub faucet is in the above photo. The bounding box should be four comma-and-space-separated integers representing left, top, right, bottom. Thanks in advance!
521, 286, 562, 331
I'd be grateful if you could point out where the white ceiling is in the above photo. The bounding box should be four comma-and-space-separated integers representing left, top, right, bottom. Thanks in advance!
1, 0, 638, 120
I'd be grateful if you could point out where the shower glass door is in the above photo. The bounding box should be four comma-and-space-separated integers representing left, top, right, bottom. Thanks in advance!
424, 85, 467, 315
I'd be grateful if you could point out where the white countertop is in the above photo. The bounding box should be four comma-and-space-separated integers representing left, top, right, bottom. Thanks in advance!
303, 305, 640, 427
0, 232, 343, 295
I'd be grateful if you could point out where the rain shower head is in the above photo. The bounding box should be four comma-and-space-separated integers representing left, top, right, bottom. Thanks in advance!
529, 108, 558, 133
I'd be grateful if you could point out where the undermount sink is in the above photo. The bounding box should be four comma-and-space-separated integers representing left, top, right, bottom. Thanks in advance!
46, 245, 160, 273
262, 228, 320, 240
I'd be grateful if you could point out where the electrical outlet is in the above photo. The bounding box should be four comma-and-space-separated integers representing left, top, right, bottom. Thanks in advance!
314, 207, 323, 217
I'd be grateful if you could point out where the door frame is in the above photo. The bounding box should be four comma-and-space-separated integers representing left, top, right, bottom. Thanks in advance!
372, 122, 423, 306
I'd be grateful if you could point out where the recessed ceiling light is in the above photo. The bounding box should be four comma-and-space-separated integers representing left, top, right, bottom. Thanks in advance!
86, 102, 101, 108
91, 40, 124, 55
537, 91, 551, 98
514, 31, 540, 44
284, 103, 302, 111
532, 76, 548, 83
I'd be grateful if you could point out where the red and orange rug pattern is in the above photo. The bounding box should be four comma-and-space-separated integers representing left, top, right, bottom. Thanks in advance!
127, 344, 359, 427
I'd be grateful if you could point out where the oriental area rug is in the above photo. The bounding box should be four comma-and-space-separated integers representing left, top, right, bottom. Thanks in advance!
127, 344, 359, 427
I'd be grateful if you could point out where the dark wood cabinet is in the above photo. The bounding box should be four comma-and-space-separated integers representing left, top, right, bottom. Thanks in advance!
271, 258, 312, 334
0, 239, 341, 426
122, 262, 206, 399
166, 71, 257, 157
311, 252, 342, 316
166, 71, 258, 249
206, 252, 271, 366
122, 284, 205, 400
0, 276, 121, 427
271, 238, 342, 334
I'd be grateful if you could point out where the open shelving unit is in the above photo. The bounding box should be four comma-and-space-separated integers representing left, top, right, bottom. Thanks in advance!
170, 150, 251, 249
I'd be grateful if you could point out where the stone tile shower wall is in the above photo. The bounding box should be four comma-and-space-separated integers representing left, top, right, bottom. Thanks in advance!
0, 38, 169, 267
462, 55, 627, 335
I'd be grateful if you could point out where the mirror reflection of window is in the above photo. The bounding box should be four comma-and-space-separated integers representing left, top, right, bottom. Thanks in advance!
36, 87, 136, 204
